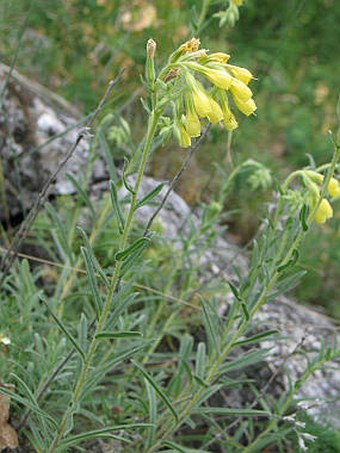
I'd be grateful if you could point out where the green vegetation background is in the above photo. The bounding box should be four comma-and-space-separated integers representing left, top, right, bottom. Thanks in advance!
1, 0, 339, 317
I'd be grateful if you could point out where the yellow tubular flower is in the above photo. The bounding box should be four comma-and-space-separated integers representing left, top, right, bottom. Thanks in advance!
177, 123, 191, 148
184, 110, 201, 138
218, 90, 238, 130
207, 97, 224, 123
192, 87, 213, 118
230, 78, 253, 102
186, 62, 234, 90
328, 177, 340, 198
227, 65, 254, 85
314, 198, 333, 224
233, 96, 257, 116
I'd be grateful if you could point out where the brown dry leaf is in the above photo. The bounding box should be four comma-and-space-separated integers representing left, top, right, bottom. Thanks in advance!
0, 386, 19, 451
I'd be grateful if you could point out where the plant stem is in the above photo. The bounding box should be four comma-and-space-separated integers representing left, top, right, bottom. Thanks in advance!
48, 110, 160, 452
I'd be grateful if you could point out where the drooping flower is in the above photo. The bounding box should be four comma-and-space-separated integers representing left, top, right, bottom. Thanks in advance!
227, 64, 254, 85
230, 78, 253, 102
161, 38, 256, 146
314, 198, 333, 224
218, 89, 238, 130
184, 95, 201, 137
327, 177, 340, 198
232, 96, 257, 116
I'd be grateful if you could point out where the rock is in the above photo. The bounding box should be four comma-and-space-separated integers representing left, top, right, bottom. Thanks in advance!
0, 64, 92, 222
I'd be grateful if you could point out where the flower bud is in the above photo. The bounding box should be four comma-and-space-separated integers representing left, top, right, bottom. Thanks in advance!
146, 38, 156, 86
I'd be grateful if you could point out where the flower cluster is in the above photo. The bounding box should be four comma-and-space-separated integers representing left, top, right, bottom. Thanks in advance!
304, 170, 340, 224
162, 38, 256, 148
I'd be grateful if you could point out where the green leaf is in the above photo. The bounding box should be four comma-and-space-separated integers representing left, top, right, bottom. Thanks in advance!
81, 246, 102, 318
195, 407, 271, 417
0, 386, 58, 428
199, 297, 220, 355
145, 379, 157, 449
161, 440, 210, 453
115, 237, 150, 261
105, 291, 139, 330
136, 182, 165, 209
233, 329, 279, 347
219, 349, 269, 374
240, 302, 250, 321
299, 203, 309, 231
82, 343, 147, 397
40, 296, 86, 361
277, 249, 299, 272
132, 360, 179, 422
122, 157, 136, 194
77, 226, 109, 289
95, 330, 143, 339
61, 423, 154, 448
227, 281, 242, 301
110, 179, 125, 233
195, 342, 206, 381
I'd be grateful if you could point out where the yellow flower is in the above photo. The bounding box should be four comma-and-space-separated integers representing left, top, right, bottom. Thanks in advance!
192, 86, 213, 118
227, 64, 254, 85
178, 37, 200, 53
184, 110, 201, 137
207, 52, 231, 64
314, 198, 333, 224
232, 0, 244, 6
230, 78, 253, 102
177, 123, 191, 148
233, 96, 257, 116
186, 62, 233, 90
206, 97, 224, 123
328, 177, 340, 198
218, 90, 238, 130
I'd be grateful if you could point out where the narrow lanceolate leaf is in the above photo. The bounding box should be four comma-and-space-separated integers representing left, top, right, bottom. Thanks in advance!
120, 238, 151, 275
195, 342, 206, 381
199, 297, 220, 355
136, 182, 165, 209
40, 296, 85, 361
194, 407, 271, 417
132, 360, 179, 422
277, 249, 299, 272
299, 203, 309, 231
227, 281, 242, 301
240, 302, 250, 321
115, 237, 150, 261
95, 331, 143, 339
77, 226, 109, 289
60, 423, 154, 448
122, 157, 136, 194
81, 246, 102, 318
145, 379, 157, 449
0, 386, 58, 428
110, 179, 125, 233
161, 440, 210, 453
219, 349, 268, 374
233, 329, 279, 347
